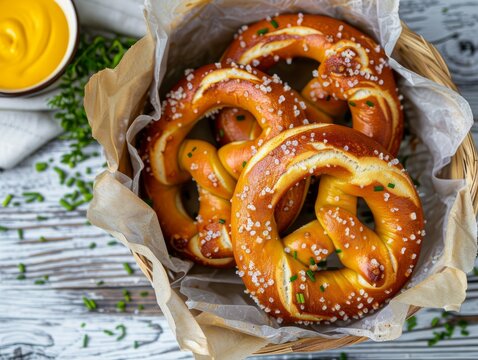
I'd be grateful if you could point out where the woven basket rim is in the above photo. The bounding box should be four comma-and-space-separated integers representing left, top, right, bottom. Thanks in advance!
132, 21, 478, 355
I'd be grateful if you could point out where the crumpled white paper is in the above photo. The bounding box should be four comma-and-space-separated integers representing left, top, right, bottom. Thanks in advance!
86, 0, 477, 358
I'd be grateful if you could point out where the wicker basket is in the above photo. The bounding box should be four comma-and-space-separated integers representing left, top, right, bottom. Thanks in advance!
132, 22, 478, 355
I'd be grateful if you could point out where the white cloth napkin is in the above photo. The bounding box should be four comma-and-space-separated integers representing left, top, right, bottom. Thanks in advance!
0, 0, 146, 169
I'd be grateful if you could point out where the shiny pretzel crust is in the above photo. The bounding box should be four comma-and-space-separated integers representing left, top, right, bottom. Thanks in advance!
231, 124, 424, 324
140, 64, 315, 267
222, 14, 404, 156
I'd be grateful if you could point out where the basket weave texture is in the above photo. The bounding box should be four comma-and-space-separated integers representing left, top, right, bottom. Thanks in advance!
132, 22, 478, 355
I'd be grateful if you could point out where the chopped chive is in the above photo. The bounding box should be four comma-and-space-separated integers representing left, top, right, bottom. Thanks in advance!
473, 267, 478, 276
86, 167, 92, 175
219, 129, 224, 137
187, 152, 193, 158
17, 229, 24, 240
290, 275, 298, 282
123, 290, 131, 303
134, 340, 140, 349
387, 183, 395, 189
242, 161, 247, 168
270, 19, 279, 28
140, 291, 149, 297
96, 280, 105, 286
137, 304, 145, 311
348, 101, 356, 107
108, 240, 118, 246
374, 185, 384, 192
82, 334, 89, 348
236, 115, 245, 121
257, 27, 269, 35
296, 293, 305, 304
59, 199, 74, 211
192, 146, 197, 152
36, 215, 48, 221
83, 297, 97, 311
66, 177, 75, 187
306, 270, 316, 282
39, 236, 47, 242
81, 322, 86, 328
2, 194, 13, 207
309, 257, 315, 265
366, 100, 374, 107
317, 260, 327, 268
89, 242, 97, 249
103, 330, 114, 336
407, 316, 417, 331
320, 285, 325, 292
0, 225, 8, 232
123, 263, 134, 275
296, 293, 305, 303
53, 167, 67, 184
293, 251, 298, 259
43, 275, 49, 281
335, 249, 342, 254
116, 324, 127, 341
35, 162, 48, 172
340, 353, 348, 360
431, 317, 440, 327
18, 263, 26, 273
116, 301, 126, 312
218, 218, 226, 224
34, 279, 46, 285
17, 274, 26, 280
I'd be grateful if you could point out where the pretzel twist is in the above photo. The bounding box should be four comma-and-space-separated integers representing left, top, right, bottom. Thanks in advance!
222, 14, 404, 156
140, 64, 314, 266
232, 124, 424, 323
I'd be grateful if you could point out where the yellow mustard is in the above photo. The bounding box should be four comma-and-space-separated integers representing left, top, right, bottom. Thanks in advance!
0, 0, 70, 91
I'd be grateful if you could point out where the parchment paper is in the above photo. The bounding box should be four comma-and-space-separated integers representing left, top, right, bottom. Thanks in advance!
84, 1, 478, 359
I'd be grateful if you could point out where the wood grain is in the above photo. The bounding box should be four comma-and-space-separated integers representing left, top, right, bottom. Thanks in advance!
1, 1, 478, 359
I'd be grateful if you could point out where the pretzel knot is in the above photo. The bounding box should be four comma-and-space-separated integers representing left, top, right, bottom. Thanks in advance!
232, 124, 424, 324
221, 14, 403, 156
140, 64, 315, 267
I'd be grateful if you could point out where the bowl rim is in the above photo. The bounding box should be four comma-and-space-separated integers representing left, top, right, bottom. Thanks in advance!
0, 0, 80, 98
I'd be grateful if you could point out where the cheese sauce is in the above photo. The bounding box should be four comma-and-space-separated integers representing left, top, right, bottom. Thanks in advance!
0, 0, 70, 91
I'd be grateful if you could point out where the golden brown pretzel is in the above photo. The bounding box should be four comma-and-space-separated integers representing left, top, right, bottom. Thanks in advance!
222, 14, 404, 156
232, 124, 424, 323
140, 64, 314, 266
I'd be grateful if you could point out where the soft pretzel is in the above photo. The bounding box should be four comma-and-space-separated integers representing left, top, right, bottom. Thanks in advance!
222, 14, 404, 156
231, 124, 424, 323
140, 64, 314, 266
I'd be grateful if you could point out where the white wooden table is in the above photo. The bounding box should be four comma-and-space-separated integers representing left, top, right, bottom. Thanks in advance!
1, 1, 478, 359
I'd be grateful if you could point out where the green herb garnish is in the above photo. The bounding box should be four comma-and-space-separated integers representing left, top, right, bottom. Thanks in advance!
2, 194, 13, 207
103, 330, 115, 336
236, 115, 245, 121
48, 35, 136, 168
35, 162, 48, 172
123, 290, 131, 303
306, 270, 316, 282
18, 263, 26, 273
218, 218, 226, 224
116, 324, 127, 341
406, 316, 417, 331
387, 183, 395, 189
290, 275, 298, 282
374, 185, 384, 192
140, 291, 149, 297
270, 19, 279, 28
348, 101, 356, 107
366, 100, 374, 107
83, 297, 97, 311
257, 28, 269, 35
123, 263, 134, 275
34, 279, 46, 285
335, 249, 342, 254
18, 229, 24, 240
309, 257, 315, 265
116, 301, 126, 312
242, 161, 247, 168
89, 242, 97, 249
296, 293, 305, 303
83, 334, 89, 348
320, 285, 325, 292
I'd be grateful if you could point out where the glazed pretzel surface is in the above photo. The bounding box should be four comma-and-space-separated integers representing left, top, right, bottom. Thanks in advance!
141, 64, 314, 266
222, 14, 404, 156
231, 124, 424, 323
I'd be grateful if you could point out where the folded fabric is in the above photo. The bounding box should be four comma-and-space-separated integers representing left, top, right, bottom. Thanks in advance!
0, 0, 146, 169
